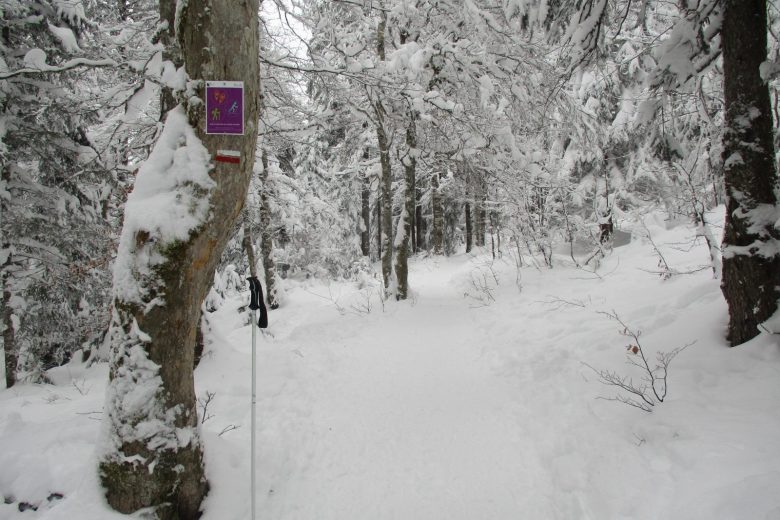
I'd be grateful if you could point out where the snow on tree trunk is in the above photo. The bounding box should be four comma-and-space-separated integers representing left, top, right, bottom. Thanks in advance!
700, 214, 722, 280
395, 117, 416, 300
376, 190, 383, 260
376, 108, 393, 291
415, 190, 425, 252
374, 10, 393, 293
159, 0, 182, 116
410, 200, 417, 254
720, 0, 780, 346
361, 149, 371, 257
99, 0, 260, 517
259, 150, 279, 309
1, 160, 15, 388
2, 274, 16, 389
409, 164, 417, 255
100, 106, 213, 520
598, 166, 614, 245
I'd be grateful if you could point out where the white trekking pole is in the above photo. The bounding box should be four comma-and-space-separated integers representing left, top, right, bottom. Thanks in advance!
250, 304, 257, 520
246, 276, 268, 520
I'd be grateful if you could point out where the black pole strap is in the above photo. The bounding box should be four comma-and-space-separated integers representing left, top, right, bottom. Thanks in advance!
247, 276, 269, 329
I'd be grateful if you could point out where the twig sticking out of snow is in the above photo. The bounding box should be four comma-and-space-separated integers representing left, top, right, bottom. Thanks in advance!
584, 310, 693, 412
641, 222, 674, 280
544, 297, 693, 413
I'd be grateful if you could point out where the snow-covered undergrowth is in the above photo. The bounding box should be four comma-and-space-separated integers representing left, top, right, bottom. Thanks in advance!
2, 211, 780, 519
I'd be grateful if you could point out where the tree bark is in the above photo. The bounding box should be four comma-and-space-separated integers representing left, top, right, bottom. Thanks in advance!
599, 166, 613, 244
465, 202, 473, 253
415, 186, 425, 252
599, 213, 613, 244
475, 202, 486, 247
376, 189, 382, 260
243, 208, 258, 279
431, 171, 444, 255
495, 212, 501, 256
1, 163, 15, 389
444, 196, 458, 255
158, 0, 182, 116
490, 212, 496, 259
720, 0, 780, 346
361, 148, 371, 257
374, 102, 393, 291
100, 0, 259, 517
2, 273, 15, 389
395, 117, 416, 300
410, 165, 417, 254
259, 149, 279, 309
374, 12, 393, 292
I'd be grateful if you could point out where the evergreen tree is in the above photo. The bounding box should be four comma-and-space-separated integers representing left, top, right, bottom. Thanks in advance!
1, 1, 119, 386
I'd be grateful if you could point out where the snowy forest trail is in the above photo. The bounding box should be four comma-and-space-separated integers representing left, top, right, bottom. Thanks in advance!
196, 227, 780, 520
268, 269, 554, 520
205, 256, 619, 520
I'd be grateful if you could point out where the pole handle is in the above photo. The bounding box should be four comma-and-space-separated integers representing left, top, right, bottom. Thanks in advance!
247, 276, 269, 328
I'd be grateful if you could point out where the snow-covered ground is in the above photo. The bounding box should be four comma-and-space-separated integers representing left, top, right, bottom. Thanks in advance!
2, 211, 780, 520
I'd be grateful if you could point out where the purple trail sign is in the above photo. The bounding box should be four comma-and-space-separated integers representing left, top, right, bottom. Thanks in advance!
205, 81, 244, 135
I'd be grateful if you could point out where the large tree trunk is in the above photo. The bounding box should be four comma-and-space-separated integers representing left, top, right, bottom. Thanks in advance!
720, 0, 780, 346
395, 117, 416, 300
99, 0, 259, 517
259, 149, 279, 309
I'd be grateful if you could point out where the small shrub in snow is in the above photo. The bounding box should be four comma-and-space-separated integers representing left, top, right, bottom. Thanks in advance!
585, 310, 693, 413
349, 286, 384, 315
462, 261, 499, 306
